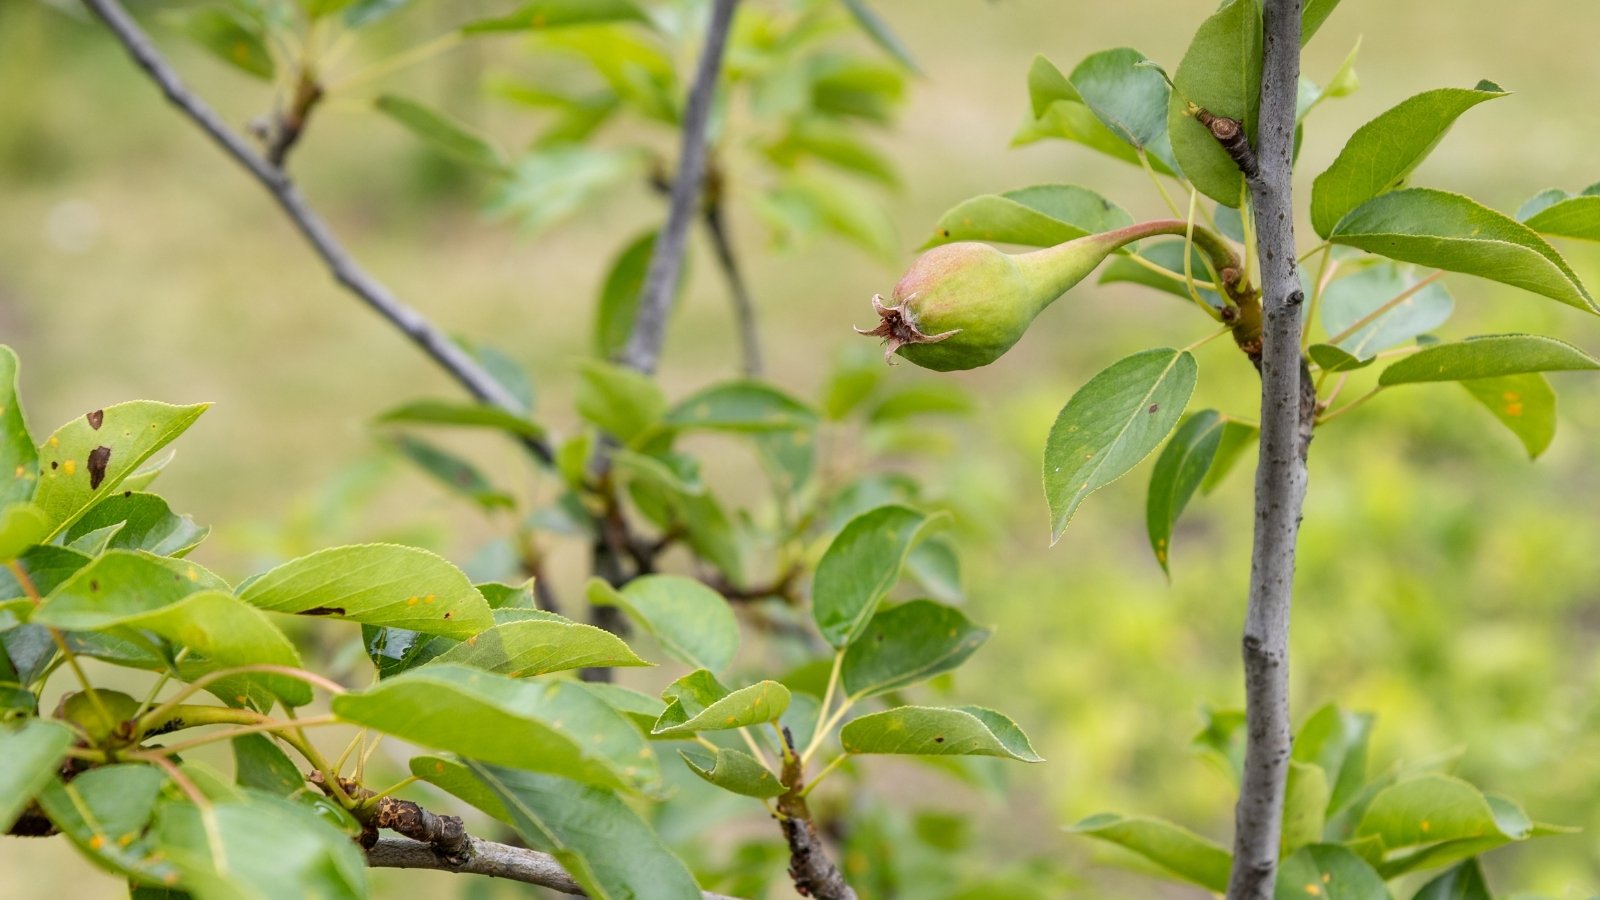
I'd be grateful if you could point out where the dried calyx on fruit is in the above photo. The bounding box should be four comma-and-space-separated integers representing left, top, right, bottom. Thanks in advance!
859, 221, 1252, 371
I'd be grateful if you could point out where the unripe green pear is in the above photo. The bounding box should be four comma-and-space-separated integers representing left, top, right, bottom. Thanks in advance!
859, 222, 1245, 371
55, 689, 141, 745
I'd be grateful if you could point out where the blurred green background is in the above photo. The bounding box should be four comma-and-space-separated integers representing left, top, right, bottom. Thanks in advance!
3, 0, 1599, 896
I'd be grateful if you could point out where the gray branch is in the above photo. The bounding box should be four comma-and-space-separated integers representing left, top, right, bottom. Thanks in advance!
1228, 1, 1312, 898
80, 0, 551, 465
618, 0, 740, 376
367, 837, 740, 899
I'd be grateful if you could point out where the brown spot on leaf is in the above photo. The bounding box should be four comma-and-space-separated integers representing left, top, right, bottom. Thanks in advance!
87, 446, 111, 490
1148, 404, 1159, 414
90, 581, 99, 592
50, 461, 58, 470
298, 606, 346, 616
86, 410, 104, 430
934, 736, 945, 743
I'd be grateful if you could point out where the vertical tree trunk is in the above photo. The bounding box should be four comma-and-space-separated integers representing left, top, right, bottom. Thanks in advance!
1227, 1, 1314, 897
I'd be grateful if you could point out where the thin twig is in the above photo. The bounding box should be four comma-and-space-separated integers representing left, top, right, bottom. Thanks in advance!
366, 836, 743, 898
777, 727, 856, 900
617, 0, 740, 376
704, 203, 763, 377
80, 0, 551, 465
1227, 1, 1310, 898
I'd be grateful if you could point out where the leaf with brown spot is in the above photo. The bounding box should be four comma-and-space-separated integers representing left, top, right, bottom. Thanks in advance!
85, 410, 104, 430
87, 446, 111, 490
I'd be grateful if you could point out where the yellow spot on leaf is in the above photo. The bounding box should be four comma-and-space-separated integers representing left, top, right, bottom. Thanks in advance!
62, 459, 76, 476
186, 567, 198, 581
435, 761, 446, 773
1420, 819, 1430, 832
1304, 885, 1321, 896
1505, 402, 1523, 417
49, 436, 59, 448
424, 594, 436, 604
89, 835, 105, 850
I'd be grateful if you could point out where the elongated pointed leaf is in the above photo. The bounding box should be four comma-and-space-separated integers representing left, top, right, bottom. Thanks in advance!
1311, 85, 1507, 237
921, 185, 1132, 249
1066, 48, 1178, 172
333, 665, 658, 792
432, 617, 648, 676
468, 763, 703, 900
1045, 349, 1197, 542
1329, 189, 1596, 312
0, 347, 37, 507
1166, 0, 1262, 206
840, 706, 1041, 761
840, 0, 918, 72
0, 719, 73, 831
664, 381, 818, 433
1200, 419, 1258, 494
34, 401, 210, 538
239, 544, 493, 639
1308, 344, 1374, 373
374, 399, 544, 439
376, 95, 508, 174
1146, 410, 1225, 574
1292, 704, 1375, 818
233, 734, 306, 797
1068, 813, 1230, 891
651, 680, 788, 737
586, 575, 738, 673
1378, 334, 1600, 386
1281, 761, 1331, 857
1522, 194, 1600, 242
1321, 264, 1454, 356
154, 792, 368, 899
841, 600, 990, 699
38, 764, 176, 883
176, 8, 274, 80
387, 433, 515, 511
1356, 775, 1527, 854
1301, 0, 1344, 46
1460, 373, 1557, 459
463, 0, 650, 34
62, 492, 208, 557
678, 747, 785, 799
594, 231, 658, 358
1274, 844, 1386, 899
812, 505, 942, 647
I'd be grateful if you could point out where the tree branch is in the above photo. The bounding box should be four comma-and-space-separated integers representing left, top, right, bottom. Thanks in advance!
618, 0, 740, 376
776, 727, 856, 900
704, 203, 763, 377
1228, 1, 1312, 898
79, 0, 551, 465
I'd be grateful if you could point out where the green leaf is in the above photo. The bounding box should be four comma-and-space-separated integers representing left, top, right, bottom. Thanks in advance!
840, 0, 918, 72
1298, 39, 1362, 122
174, 8, 274, 80
586, 575, 738, 673
239, 543, 494, 639
342, 0, 411, 27
1328, 189, 1595, 312
1321, 265, 1455, 356
1293, 704, 1375, 818
905, 537, 963, 604
432, 617, 649, 676
1411, 859, 1492, 900
410, 754, 515, 826
840, 706, 1041, 762
459, 339, 536, 414
62, 493, 207, 558
1282, 761, 1331, 857
1460, 373, 1557, 459
1045, 348, 1198, 542
34, 401, 210, 539
332, 665, 658, 792
1065, 48, 1178, 172
463, 0, 650, 34
1097, 241, 1226, 308
1311, 85, 1507, 237
576, 360, 667, 446
1308, 344, 1374, 373
1355, 775, 1530, 866
38, 764, 177, 883
386, 433, 515, 511
867, 382, 975, 423
1145, 410, 1225, 574
664, 381, 818, 433
0, 719, 73, 831
1020, 56, 1175, 174
764, 172, 901, 263
376, 94, 508, 174
581, 683, 667, 734
232, 734, 307, 797
0, 503, 48, 563
374, 399, 544, 440
678, 747, 785, 799
1068, 813, 1230, 891
841, 600, 990, 700
768, 119, 898, 186
1166, 0, 1262, 206
494, 146, 643, 235
594, 231, 658, 359
1200, 419, 1258, 495
1274, 844, 1386, 899
1301, 0, 1345, 44
467, 763, 703, 900
921, 185, 1132, 250
0, 347, 37, 507
812, 504, 942, 648
154, 792, 368, 899
652, 680, 789, 738
1521, 193, 1600, 242
1378, 334, 1600, 386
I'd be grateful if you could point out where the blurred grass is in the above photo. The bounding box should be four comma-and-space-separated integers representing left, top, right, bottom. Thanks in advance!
3, 0, 1600, 897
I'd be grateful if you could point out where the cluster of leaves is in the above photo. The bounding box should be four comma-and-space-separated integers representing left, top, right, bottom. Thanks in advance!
923, 0, 1599, 570
0, 336, 1042, 897
1074, 704, 1574, 898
